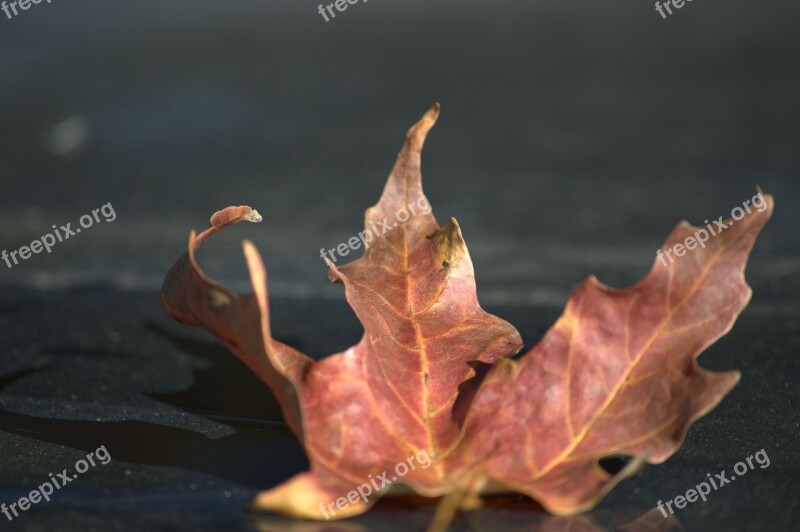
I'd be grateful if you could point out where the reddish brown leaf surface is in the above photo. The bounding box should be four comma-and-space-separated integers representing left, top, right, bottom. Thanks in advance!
463, 190, 773, 514
162, 105, 523, 519
160, 105, 773, 522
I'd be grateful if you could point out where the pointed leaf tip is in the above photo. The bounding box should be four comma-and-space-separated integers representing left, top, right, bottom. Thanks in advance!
430, 218, 468, 269
405, 104, 440, 149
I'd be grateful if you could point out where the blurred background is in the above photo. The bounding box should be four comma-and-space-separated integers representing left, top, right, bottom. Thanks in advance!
0, 1, 797, 531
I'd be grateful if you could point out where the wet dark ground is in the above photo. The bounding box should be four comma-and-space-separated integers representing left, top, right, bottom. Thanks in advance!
0, 1, 798, 531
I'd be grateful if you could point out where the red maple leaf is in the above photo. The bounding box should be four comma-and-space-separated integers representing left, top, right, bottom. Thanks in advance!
161, 105, 773, 525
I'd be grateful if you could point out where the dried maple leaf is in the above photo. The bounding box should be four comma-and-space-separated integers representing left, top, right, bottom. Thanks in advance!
162, 104, 523, 519
462, 189, 773, 515
161, 105, 773, 525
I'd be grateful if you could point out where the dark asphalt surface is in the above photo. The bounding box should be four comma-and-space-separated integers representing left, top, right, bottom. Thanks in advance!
0, 1, 798, 531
